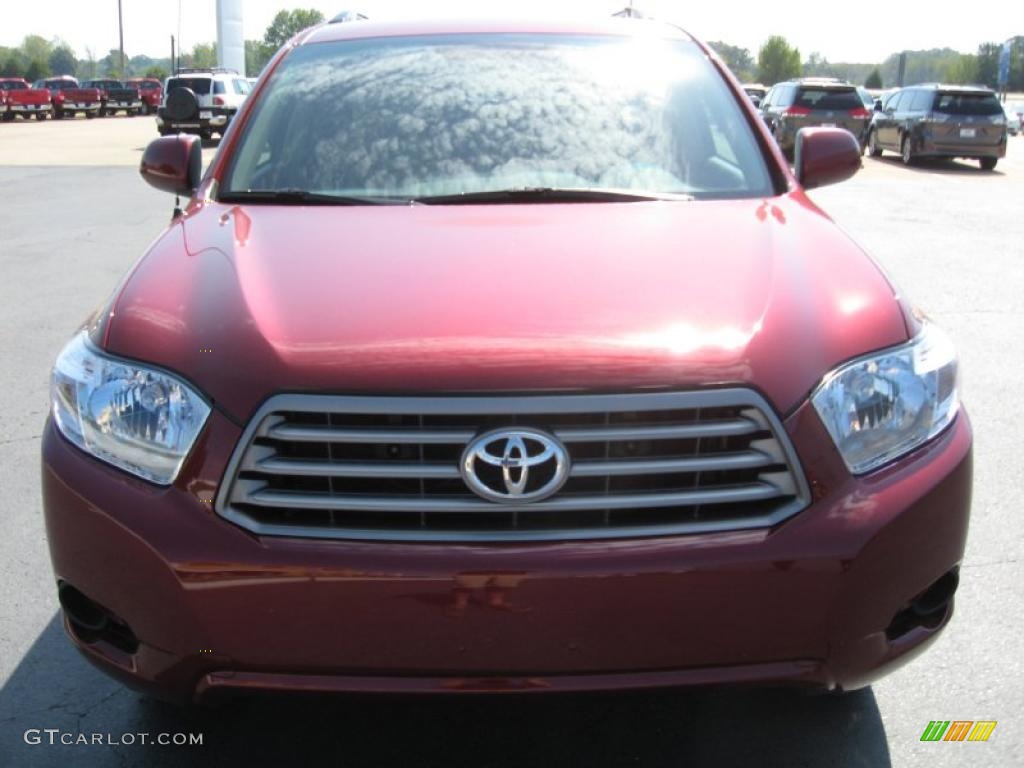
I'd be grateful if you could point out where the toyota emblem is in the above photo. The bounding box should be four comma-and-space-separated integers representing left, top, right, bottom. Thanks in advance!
460, 428, 570, 503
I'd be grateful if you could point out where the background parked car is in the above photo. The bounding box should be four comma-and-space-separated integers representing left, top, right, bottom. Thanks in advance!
34, 76, 102, 119
81, 79, 144, 117
867, 84, 1007, 170
156, 68, 249, 140
761, 78, 872, 154
742, 83, 767, 108
124, 77, 163, 115
0, 77, 51, 121
1002, 102, 1021, 136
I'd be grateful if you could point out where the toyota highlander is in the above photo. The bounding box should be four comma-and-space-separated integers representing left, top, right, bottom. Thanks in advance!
42, 16, 971, 705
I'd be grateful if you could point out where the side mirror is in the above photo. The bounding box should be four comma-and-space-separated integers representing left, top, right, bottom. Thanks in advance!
139, 134, 202, 196
794, 127, 861, 190
873, 100, 883, 112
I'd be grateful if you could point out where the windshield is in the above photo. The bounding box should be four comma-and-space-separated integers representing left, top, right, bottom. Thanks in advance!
167, 77, 212, 95
224, 33, 773, 201
0, 81, 27, 90
932, 92, 1002, 116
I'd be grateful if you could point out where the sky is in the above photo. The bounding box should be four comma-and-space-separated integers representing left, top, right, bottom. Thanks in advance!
0, 0, 1018, 64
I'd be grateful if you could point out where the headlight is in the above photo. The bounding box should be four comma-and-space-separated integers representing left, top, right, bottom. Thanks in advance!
50, 332, 211, 485
812, 322, 959, 475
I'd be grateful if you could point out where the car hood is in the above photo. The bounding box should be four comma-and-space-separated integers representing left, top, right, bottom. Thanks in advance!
102, 195, 909, 422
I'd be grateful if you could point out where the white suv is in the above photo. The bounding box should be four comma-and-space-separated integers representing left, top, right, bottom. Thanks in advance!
156, 68, 251, 139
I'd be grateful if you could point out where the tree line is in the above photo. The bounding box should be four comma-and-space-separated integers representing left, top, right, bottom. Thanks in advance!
710, 35, 1024, 90
0, 8, 324, 82
3, 13, 1021, 91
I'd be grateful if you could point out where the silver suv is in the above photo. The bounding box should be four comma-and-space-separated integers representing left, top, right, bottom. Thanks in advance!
156, 68, 251, 139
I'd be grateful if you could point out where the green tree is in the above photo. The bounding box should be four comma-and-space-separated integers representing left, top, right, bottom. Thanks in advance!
245, 39, 274, 76
708, 41, 754, 81
864, 68, 883, 88
263, 8, 325, 52
144, 65, 168, 81
757, 35, 801, 84
974, 43, 1000, 88
24, 58, 47, 82
19, 34, 51, 80
944, 54, 978, 85
78, 46, 97, 79
48, 43, 77, 77
190, 42, 217, 69
802, 52, 837, 78
0, 48, 27, 77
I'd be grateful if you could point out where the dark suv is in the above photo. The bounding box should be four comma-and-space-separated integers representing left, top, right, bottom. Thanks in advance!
761, 78, 872, 154
867, 84, 1007, 170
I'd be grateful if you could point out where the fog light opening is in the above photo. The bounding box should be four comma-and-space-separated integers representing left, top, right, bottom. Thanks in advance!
911, 568, 959, 617
57, 582, 140, 654
886, 567, 959, 641
58, 582, 108, 631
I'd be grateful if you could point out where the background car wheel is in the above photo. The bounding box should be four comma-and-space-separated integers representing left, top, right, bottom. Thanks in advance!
901, 135, 915, 165
979, 157, 997, 171
868, 131, 883, 157
33, 112, 46, 121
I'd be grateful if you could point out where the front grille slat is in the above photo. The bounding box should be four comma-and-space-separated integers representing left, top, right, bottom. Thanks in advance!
554, 419, 758, 443
250, 458, 463, 479
239, 483, 785, 513
265, 425, 476, 444
217, 390, 809, 542
571, 450, 772, 477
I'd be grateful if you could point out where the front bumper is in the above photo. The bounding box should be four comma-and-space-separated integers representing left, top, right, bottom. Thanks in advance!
9, 103, 51, 113
42, 401, 972, 704
59, 103, 100, 113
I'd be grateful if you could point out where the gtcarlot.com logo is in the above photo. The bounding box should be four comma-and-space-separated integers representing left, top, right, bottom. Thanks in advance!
24, 729, 203, 746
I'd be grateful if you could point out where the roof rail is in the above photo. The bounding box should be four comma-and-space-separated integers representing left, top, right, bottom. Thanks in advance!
173, 67, 239, 75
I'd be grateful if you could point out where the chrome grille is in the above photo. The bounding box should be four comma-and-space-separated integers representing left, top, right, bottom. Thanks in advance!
215, 390, 809, 542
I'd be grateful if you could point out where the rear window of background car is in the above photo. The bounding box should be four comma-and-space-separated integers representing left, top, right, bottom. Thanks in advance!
794, 88, 862, 110
167, 77, 212, 95
932, 92, 1002, 116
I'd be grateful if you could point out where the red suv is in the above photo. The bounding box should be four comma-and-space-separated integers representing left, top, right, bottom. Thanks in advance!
43, 17, 971, 705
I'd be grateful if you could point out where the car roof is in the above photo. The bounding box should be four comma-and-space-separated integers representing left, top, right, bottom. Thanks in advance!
303, 16, 693, 45
905, 83, 995, 93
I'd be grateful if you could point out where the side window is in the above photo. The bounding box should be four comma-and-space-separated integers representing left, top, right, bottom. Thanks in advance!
233, 78, 250, 95
762, 88, 775, 107
213, 80, 226, 95
782, 84, 797, 105
910, 89, 931, 111
887, 91, 906, 112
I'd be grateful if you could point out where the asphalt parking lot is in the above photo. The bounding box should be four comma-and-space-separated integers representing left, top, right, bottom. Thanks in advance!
0, 115, 1021, 767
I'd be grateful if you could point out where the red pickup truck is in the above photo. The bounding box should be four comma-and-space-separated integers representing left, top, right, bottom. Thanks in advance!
34, 76, 102, 119
124, 77, 163, 114
0, 78, 52, 121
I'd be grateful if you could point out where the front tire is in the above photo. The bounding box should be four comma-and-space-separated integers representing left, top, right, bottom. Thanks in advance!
34, 112, 46, 121
85, 111, 95, 119
901, 134, 915, 166
867, 130, 883, 157
979, 157, 997, 171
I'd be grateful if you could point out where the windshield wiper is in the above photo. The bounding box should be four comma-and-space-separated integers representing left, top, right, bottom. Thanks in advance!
412, 187, 694, 205
218, 188, 415, 206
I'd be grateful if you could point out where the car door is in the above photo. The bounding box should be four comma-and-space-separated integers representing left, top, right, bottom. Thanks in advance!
877, 91, 904, 148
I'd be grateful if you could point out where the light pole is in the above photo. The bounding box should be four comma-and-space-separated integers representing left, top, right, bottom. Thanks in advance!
117, 0, 125, 77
